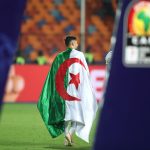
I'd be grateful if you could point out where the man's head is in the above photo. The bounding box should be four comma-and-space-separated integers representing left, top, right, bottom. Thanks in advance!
64, 36, 78, 49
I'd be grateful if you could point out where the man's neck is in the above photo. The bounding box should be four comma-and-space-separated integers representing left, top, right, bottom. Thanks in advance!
67, 47, 73, 50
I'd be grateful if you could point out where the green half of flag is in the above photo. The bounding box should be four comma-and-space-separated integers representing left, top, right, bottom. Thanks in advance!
37, 48, 72, 138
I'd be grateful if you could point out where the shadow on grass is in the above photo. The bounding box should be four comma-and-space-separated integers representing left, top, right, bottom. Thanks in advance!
0, 141, 45, 146
0, 141, 92, 150
44, 145, 91, 150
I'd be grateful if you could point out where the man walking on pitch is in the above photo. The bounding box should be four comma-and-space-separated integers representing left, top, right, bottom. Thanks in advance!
37, 36, 97, 146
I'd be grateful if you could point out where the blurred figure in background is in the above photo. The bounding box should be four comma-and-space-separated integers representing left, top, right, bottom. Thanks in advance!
36, 50, 47, 65
105, 50, 112, 79
14, 50, 25, 64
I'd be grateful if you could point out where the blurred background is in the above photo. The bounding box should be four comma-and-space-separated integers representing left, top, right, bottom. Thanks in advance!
3, 0, 118, 103
15, 0, 117, 65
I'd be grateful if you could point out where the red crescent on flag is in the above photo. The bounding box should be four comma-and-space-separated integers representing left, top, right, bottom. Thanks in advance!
55, 58, 86, 101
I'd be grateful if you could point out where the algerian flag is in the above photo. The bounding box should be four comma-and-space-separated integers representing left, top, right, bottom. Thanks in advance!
37, 48, 97, 142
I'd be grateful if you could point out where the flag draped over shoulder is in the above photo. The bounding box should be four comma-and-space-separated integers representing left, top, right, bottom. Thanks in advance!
37, 48, 97, 142
37, 48, 71, 138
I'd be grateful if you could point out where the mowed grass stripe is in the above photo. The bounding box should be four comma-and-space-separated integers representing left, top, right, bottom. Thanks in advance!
0, 104, 100, 150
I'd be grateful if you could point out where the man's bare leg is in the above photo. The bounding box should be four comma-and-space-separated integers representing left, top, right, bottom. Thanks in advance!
69, 121, 77, 144
64, 121, 72, 146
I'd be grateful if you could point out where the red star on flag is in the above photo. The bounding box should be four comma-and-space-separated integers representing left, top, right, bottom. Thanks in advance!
69, 73, 80, 90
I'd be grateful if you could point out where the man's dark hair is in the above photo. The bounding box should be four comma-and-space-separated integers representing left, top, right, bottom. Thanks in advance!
64, 36, 77, 47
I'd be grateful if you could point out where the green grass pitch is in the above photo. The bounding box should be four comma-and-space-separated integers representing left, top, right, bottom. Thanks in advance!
0, 104, 100, 150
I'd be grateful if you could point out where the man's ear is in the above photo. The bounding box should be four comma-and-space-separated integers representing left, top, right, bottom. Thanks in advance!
70, 41, 74, 46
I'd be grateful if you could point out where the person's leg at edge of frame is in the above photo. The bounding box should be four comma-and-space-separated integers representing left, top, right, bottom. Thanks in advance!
64, 121, 72, 146
64, 121, 77, 146
69, 121, 77, 144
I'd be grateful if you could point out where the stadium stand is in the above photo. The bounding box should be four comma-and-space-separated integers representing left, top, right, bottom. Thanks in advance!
16, 0, 116, 64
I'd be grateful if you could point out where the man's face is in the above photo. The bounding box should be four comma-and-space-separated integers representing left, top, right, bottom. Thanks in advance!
70, 40, 78, 49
